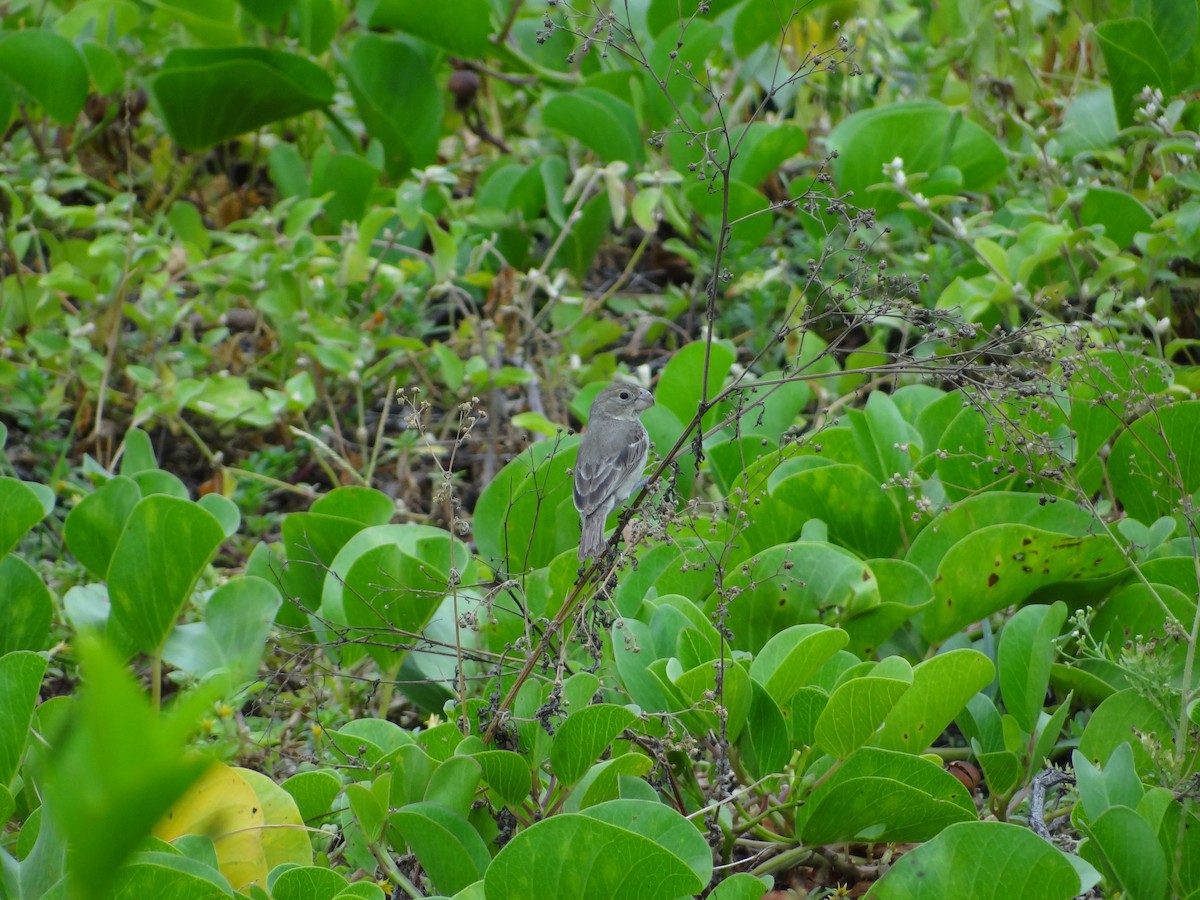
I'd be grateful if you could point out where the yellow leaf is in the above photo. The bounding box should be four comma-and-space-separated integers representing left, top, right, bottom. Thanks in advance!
153, 761, 267, 888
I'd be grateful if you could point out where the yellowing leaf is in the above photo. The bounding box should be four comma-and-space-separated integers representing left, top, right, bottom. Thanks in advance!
236, 768, 313, 871
154, 761, 267, 888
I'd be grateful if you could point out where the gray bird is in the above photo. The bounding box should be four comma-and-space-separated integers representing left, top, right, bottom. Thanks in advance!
573, 383, 655, 560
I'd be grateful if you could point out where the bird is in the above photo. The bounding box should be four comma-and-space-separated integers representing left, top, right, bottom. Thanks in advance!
573, 383, 655, 560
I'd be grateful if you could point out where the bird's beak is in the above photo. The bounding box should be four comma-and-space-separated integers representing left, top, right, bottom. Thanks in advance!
636, 388, 655, 412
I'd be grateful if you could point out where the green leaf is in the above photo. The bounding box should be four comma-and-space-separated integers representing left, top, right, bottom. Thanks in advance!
1142, 0, 1200, 62
1066, 350, 1172, 492
1078, 689, 1175, 775
311, 148, 380, 226
0, 650, 46, 786
179, 375, 276, 428
386, 743, 437, 807
586, 799, 712, 882
108, 851, 234, 899
470, 750, 532, 807
749, 624, 849, 708
319, 524, 474, 668
0, 30, 88, 125
473, 437, 580, 573
279, 510, 368, 627
729, 122, 808, 187
769, 461, 906, 558
875, 649, 994, 753
1158, 798, 1200, 897
197, 494, 240, 539
1078, 804, 1170, 900
389, 802, 491, 896
272, 865, 349, 900
1030, 695, 1073, 775
907, 492, 1099, 577
418, 721, 465, 761
361, 0, 493, 55
1073, 744, 1145, 823
551, 704, 639, 787
1079, 187, 1154, 248
108, 495, 226, 654
346, 782, 384, 842
0, 477, 49, 556
716, 542, 881, 653
738, 682, 790, 780
121, 428, 158, 474
1109, 400, 1200, 522
801, 748, 977, 844
661, 654, 753, 742
612, 544, 721, 618
922, 526, 1127, 642
998, 602, 1068, 733
933, 404, 1019, 501
1095, 18, 1172, 129
281, 770, 342, 824
565, 754, 655, 812
341, 34, 441, 177
815, 676, 910, 759
732, 0, 790, 56
485, 800, 707, 900
653, 340, 736, 437
709, 873, 772, 900
867, 821, 1089, 898
161, 576, 282, 683
976, 749, 1022, 797
644, 0, 744, 37
842, 558, 932, 657
0, 555, 54, 654
424, 755, 482, 816
1058, 88, 1119, 155
150, 47, 334, 151
828, 102, 1006, 216
543, 88, 644, 165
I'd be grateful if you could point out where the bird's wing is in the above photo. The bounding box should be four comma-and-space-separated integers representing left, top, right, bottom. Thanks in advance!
573, 422, 648, 517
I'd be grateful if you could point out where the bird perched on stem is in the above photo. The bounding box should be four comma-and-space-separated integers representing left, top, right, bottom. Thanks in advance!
573, 383, 655, 561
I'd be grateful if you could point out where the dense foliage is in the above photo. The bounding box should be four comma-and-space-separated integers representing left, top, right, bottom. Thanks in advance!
2, 0, 1200, 898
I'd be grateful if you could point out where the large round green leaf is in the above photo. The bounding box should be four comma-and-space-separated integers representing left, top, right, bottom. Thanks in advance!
770, 460, 906, 558
997, 602, 1068, 734
867, 821, 1090, 898
107, 495, 225, 654
341, 34, 441, 177
544, 88, 643, 165
473, 436, 580, 573
0, 31, 88, 125
319, 524, 475, 668
0, 555, 54, 654
362, 0, 493, 55
874, 649, 994, 754
1109, 401, 1200, 522
550, 704, 638, 787
1095, 19, 1172, 129
150, 47, 334, 151
922, 525, 1127, 642
0, 651, 46, 786
815, 676, 909, 759
0, 476, 49, 557
485, 800, 707, 900
828, 101, 1006, 216
712, 541, 881, 653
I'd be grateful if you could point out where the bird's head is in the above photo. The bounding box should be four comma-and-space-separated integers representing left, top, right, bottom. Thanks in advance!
589, 383, 655, 421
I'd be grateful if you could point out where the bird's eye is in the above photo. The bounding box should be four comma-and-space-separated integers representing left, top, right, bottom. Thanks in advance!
619, 391, 630, 400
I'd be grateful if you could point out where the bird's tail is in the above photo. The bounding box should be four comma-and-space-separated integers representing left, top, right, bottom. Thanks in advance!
578, 515, 607, 561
